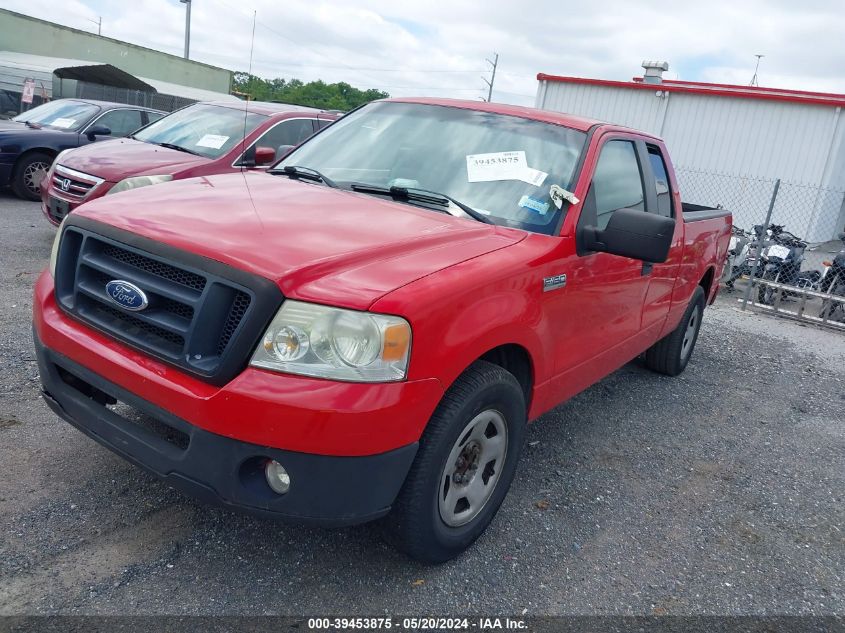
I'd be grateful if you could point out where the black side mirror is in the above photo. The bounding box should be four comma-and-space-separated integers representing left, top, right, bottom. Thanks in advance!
86, 124, 111, 141
582, 208, 675, 263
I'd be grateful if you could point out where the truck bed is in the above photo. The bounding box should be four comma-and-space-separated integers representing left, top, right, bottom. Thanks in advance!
682, 202, 732, 223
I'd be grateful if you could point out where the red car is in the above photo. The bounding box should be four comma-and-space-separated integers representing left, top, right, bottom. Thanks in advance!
41, 100, 338, 225
34, 98, 731, 562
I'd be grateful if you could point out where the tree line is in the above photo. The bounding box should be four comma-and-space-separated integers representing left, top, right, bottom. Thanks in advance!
232, 73, 389, 111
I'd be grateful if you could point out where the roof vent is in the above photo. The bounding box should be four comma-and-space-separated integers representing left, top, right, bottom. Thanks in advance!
641, 60, 669, 84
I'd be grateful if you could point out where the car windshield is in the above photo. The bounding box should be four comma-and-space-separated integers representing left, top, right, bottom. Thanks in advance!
13, 100, 99, 131
278, 101, 587, 235
133, 103, 267, 159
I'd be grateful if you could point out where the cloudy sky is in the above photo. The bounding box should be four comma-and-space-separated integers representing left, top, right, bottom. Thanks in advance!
4, 0, 845, 105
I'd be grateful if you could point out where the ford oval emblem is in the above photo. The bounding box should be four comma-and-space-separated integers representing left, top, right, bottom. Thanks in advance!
105, 280, 149, 311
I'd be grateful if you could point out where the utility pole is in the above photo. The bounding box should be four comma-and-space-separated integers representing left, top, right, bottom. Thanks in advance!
180, 0, 192, 59
86, 16, 102, 35
750, 54, 764, 87
481, 52, 498, 102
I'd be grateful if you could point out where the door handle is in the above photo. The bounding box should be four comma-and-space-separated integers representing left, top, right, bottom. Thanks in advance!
641, 262, 654, 276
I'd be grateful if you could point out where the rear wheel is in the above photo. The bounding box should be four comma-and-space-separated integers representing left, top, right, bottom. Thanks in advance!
758, 269, 778, 305
384, 360, 526, 563
644, 286, 705, 377
12, 152, 52, 201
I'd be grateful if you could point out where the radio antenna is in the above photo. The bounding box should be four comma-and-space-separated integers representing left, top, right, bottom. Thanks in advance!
240, 9, 263, 230
241, 9, 257, 173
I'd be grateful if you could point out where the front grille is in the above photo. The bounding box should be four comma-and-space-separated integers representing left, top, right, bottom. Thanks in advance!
101, 245, 207, 291
53, 166, 101, 199
218, 291, 251, 355
54, 223, 282, 385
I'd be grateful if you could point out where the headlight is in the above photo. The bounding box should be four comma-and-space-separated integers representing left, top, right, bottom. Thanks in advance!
49, 218, 66, 277
250, 300, 411, 382
107, 174, 173, 195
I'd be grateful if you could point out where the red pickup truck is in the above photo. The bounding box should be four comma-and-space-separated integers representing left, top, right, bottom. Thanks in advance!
34, 98, 731, 562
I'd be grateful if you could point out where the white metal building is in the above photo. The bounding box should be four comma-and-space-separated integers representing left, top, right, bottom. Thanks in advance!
535, 63, 845, 241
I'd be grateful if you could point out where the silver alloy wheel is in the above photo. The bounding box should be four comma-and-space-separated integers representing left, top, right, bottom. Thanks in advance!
438, 409, 508, 527
681, 305, 700, 360
23, 161, 49, 195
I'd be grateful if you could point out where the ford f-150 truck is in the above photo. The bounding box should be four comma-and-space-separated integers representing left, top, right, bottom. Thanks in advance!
34, 98, 731, 563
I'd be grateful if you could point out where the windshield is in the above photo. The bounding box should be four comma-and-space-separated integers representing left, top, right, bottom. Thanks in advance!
133, 103, 267, 159
278, 102, 587, 234
13, 100, 99, 131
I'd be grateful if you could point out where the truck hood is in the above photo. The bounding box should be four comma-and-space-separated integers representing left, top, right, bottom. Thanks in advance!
75, 172, 525, 309
59, 138, 209, 181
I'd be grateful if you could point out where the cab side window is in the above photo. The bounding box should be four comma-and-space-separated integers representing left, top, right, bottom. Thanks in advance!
591, 140, 645, 230
647, 145, 673, 218
255, 118, 316, 153
93, 109, 144, 137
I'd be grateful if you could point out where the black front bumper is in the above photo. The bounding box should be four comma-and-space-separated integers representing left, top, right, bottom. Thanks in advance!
34, 333, 418, 527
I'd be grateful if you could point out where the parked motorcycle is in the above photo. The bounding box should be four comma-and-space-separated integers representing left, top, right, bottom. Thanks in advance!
721, 225, 751, 289
819, 232, 845, 321
756, 225, 819, 304
744, 224, 772, 282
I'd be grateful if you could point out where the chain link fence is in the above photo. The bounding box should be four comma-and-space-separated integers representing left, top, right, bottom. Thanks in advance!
75, 81, 195, 112
676, 166, 845, 331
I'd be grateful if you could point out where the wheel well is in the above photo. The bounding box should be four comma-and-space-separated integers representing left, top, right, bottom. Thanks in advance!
479, 344, 533, 409
14, 148, 57, 171
699, 267, 715, 299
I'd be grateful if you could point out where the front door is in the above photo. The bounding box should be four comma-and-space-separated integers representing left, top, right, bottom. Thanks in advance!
548, 136, 654, 399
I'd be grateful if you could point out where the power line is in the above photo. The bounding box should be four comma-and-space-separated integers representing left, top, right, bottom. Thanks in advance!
248, 63, 486, 73
204, 0, 386, 87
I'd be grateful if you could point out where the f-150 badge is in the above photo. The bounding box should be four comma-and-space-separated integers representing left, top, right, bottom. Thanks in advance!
543, 274, 567, 292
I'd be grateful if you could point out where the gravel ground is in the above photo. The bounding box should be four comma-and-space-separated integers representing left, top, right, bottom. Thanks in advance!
0, 190, 843, 616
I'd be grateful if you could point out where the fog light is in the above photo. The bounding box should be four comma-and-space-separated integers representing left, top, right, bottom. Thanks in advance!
265, 460, 291, 494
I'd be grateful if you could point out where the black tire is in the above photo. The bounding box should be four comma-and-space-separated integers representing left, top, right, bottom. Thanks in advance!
384, 360, 526, 563
758, 269, 778, 304
819, 278, 843, 320
644, 286, 705, 377
12, 151, 53, 201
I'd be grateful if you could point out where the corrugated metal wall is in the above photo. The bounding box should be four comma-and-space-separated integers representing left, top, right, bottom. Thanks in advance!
536, 83, 668, 135
536, 79, 845, 241
661, 93, 837, 182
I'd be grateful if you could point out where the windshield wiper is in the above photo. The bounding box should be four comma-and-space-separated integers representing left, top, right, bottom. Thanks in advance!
349, 183, 492, 224
154, 142, 200, 155
24, 120, 42, 129
268, 165, 338, 188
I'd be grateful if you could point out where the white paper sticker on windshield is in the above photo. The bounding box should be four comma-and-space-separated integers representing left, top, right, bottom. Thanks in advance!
520, 167, 548, 187
196, 134, 230, 149
466, 151, 528, 182
50, 118, 76, 129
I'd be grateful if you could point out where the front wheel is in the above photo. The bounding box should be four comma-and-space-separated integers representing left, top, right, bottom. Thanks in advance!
644, 286, 705, 377
12, 152, 52, 201
820, 278, 844, 321
384, 361, 526, 563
